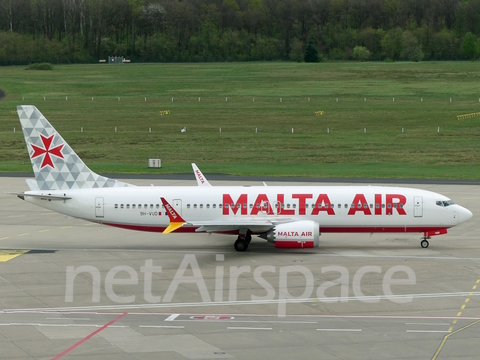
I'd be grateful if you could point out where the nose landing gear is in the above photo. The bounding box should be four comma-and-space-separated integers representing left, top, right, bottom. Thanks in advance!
420, 236, 430, 248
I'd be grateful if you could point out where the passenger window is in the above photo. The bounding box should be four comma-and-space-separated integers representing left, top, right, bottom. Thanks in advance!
121, 204, 124, 209
393, 204, 397, 208
115, 204, 118, 209
293, 204, 296, 208
144, 204, 147, 208
375, 204, 379, 209
387, 204, 391, 208
187, 204, 190, 209
243, 204, 247, 209
213, 204, 216, 209
399, 204, 403, 208
207, 204, 210, 209
126, 204, 130, 209
287, 204, 290, 208
193, 204, 197, 209
200, 204, 203, 209
132, 204, 136, 209
150, 204, 153, 209
357, 204, 361, 209
256, 204, 260, 209
156, 204, 159, 209
382, 204, 385, 208
345, 204, 348, 208
363, 204, 367, 209
338, 204, 341, 209
369, 204, 373, 208
237, 204, 241, 209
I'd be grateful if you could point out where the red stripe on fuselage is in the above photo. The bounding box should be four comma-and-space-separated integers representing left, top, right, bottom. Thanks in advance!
102, 223, 448, 235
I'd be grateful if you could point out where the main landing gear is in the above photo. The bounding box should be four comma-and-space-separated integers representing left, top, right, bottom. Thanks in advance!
234, 233, 252, 252
420, 236, 430, 248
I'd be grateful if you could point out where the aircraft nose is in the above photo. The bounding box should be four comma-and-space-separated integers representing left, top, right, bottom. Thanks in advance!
458, 206, 473, 223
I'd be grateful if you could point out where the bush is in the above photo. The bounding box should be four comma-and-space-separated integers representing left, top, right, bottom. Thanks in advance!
25, 62, 53, 70
353, 46, 371, 61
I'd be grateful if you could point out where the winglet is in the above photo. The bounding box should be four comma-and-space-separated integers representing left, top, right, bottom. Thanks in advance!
192, 163, 212, 186
161, 197, 186, 234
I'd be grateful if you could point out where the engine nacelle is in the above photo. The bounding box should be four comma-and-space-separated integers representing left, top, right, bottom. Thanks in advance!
260, 220, 320, 249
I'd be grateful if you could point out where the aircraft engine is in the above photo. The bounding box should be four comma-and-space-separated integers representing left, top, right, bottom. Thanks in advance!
259, 220, 320, 248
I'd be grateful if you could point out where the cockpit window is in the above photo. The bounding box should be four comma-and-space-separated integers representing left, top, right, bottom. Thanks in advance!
436, 200, 455, 207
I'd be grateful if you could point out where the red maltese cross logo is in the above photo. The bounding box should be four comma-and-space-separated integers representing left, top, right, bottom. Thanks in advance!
30, 134, 65, 169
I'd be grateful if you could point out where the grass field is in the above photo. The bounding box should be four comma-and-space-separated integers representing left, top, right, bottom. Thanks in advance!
1, 61, 480, 179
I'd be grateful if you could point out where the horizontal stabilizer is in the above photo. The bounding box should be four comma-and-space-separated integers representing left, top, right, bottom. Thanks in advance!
7, 192, 71, 201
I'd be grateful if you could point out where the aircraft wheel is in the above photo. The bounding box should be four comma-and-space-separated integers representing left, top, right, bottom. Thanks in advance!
420, 239, 429, 248
234, 238, 249, 252
245, 233, 252, 244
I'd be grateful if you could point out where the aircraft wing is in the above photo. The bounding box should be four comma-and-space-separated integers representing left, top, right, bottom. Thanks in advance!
161, 197, 294, 235
192, 163, 212, 186
190, 218, 295, 233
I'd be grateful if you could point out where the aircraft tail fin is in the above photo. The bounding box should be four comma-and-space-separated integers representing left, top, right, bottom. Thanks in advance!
17, 105, 132, 190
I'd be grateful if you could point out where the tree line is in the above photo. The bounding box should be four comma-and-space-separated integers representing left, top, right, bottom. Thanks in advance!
1, 0, 480, 65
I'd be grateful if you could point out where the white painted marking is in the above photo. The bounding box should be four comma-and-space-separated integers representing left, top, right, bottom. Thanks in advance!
406, 330, 451, 333
227, 327, 272, 330
46, 318, 91, 321
139, 325, 184, 329
316, 329, 362, 332
405, 323, 450, 326
9, 291, 479, 312
178, 319, 317, 324
165, 314, 179, 321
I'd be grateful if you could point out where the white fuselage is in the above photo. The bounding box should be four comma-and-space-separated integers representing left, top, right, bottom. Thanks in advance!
24, 185, 470, 235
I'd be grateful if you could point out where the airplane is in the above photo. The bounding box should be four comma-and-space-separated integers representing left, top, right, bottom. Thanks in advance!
10, 105, 473, 252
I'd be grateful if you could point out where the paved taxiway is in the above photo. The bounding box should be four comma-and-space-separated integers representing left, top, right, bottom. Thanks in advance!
0, 176, 479, 360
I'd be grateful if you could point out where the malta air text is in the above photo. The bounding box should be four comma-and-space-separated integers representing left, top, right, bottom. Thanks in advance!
222, 193, 407, 216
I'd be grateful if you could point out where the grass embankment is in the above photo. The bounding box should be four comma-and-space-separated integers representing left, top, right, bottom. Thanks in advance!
0, 62, 479, 179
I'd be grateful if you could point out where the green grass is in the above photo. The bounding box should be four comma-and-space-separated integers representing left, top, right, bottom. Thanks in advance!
1, 61, 480, 179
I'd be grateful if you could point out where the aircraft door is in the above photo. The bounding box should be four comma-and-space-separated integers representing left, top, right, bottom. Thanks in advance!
95, 197, 104, 218
414, 196, 423, 217
173, 199, 182, 215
